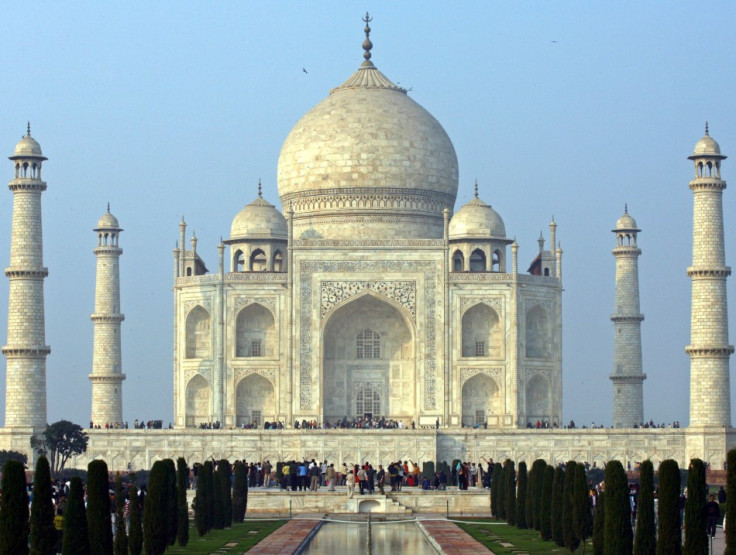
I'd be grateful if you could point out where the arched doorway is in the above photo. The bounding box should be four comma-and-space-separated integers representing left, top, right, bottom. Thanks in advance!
236, 374, 275, 427
526, 374, 551, 423
322, 294, 414, 423
461, 373, 501, 427
185, 375, 211, 427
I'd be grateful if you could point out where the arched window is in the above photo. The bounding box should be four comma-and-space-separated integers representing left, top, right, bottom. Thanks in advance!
236, 303, 275, 357
356, 387, 381, 417
492, 250, 501, 272
273, 250, 284, 272
185, 306, 211, 359
525, 305, 550, 358
469, 249, 486, 272
452, 250, 464, 272
250, 249, 267, 271
233, 249, 244, 272
356, 329, 380, 359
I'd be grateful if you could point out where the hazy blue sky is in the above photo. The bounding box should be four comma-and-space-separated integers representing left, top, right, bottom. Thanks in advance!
1, 2, 735, 428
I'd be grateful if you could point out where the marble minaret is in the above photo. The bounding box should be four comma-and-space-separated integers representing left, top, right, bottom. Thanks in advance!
610, 206, 645, 427
90, 206, 125, 426
3, 125, 50, 429
687, 125, 733, 427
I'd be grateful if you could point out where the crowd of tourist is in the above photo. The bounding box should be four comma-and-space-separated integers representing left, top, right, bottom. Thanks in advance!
89, 419, 169, 430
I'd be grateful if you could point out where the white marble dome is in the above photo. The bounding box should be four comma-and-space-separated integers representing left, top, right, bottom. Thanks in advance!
449, 197, 506, 239
230, 195, 287, 240
614, 211, 638, 231
277, 56, 458, 240
10, 129, 45, 160
96, 210, 120, 230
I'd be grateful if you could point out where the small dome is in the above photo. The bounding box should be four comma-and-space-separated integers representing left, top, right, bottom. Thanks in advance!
230, 195, 287, 240
9, 126, 46, 161
449, 197, 506, 240
96, 211, 120, 230
613, 206, 639, 232
689, 124, 726, 160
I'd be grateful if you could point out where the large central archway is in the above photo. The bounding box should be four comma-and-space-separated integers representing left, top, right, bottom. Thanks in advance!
322, 293, 414, 423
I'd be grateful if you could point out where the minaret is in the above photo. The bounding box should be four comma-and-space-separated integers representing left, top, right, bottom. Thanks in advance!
89, 206, 125, 426
3, 125, 50, 429
687, 125, 733, 427
610, 205, 646, 427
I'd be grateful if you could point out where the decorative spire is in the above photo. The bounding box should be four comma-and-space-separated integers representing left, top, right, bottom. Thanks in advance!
624, 203, 628, 214
107, 202, 111, 214
258, 179, 262, 198
26, 122, 31, 137
362, 12, 373, 65
705, 121, 709, 136
474, 179, 479, 199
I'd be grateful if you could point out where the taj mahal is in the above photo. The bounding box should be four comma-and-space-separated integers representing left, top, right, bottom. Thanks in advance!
0, 17, 734, 471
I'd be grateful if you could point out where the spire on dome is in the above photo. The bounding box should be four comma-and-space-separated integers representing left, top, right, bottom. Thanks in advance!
107, 202, 111, 214
624, 203, 628, 214
705, 121, 709, 136
474, 179, 479, 199
26, 122, 31, 137
258, 179, 262, 198
362, 12, 373, 66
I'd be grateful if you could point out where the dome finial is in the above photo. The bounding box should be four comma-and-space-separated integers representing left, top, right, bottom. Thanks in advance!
258, 178, 262, 198
107, 202, 110, 214
705, 121, 709, 136
474, 179, 479, 199
624, 202, 628, 214
362, 12, 374, 64
26, 122, 31, 137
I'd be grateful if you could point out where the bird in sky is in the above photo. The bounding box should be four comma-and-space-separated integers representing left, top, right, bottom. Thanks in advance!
303, 68, 308, 74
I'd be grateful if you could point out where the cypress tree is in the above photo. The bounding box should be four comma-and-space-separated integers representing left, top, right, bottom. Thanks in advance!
113, 475, 128, 555
684, 458, 707, 554
573, 463, 592, 554
634, 460, 656, 555
193, 461, 209, 536
551, 465, 565, 547
0, 459, 29, 555
516, 461, 528, 529
539, 464, 554, 541
218, 459, 232, 527
490, 462, 502, 518
232, 461, 248, 523
529, 459, 546, 530
525, 464, 535, 529
143, 460, 169, 555
604, 460, 633, 555
62, 477, 89, 555
212, 469, 224, 529
86, 459, 113, 555
656, 459, 681, 555
163, 459, 177, 546
563, 461, 579, 552
176, 458, 189, 547
593, 492, 605, 555
532, 459, 548, 530
204, 461, 215, 531
497, 463, 507, 520
128, 483, 143, 555
505, 460, 516, 526
726, 449, 736, 555
30, 455, 55, 555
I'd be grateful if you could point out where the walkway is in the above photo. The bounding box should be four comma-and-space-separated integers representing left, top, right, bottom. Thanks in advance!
246, 517, 322, 554
418, 519, 493, 554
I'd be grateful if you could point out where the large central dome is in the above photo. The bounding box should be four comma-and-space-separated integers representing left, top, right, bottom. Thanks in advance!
277, 25, 458, 240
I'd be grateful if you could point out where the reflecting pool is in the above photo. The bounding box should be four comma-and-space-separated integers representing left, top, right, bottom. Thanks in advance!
299, 521, 438, 554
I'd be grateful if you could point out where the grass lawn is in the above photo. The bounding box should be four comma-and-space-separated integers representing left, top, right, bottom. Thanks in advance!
165, 520, 286, 554
454, 519, 593, 554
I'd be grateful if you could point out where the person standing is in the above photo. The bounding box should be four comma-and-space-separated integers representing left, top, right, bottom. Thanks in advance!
326, 464, 336, 491
377, 465, 385, 494
706, 494, 720, 538
346, 470, 355, 499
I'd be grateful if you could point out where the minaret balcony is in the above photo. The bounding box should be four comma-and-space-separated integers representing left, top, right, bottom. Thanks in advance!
610, 313, 644, 323
686, 266, 731, 278
609, 373, 647, 383
8, 179, 47, 192
685, 345, 734, 357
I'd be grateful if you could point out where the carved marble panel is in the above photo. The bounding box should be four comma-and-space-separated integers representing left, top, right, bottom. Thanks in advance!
321, 281, 416, 320
459, 367, 504, 386
233, 367, 277, 386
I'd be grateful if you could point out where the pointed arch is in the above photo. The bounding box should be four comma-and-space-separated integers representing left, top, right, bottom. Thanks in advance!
452, 249, 465, 272
235, 302, 276, 357
233, 249, 244, 272
461, 373, 501, 427
525, 305, 550, 358
249, 249, 267, 271
526, 374, 551, 421
469, 248, 486, 272
235, 374, 275, 427
273, 250, 284, 272
462, 303, 501, 358
185, 306, 211, 359
185, 374, 211, 427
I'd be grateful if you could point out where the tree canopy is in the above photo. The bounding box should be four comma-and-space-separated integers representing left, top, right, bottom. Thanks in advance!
30, 420, 88, 476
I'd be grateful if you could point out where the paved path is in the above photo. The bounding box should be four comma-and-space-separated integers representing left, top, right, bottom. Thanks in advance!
246, 517, 322, 554
419, 519, 493, 554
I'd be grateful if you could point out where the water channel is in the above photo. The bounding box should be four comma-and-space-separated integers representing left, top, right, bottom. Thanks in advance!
298, 520, 438, 554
